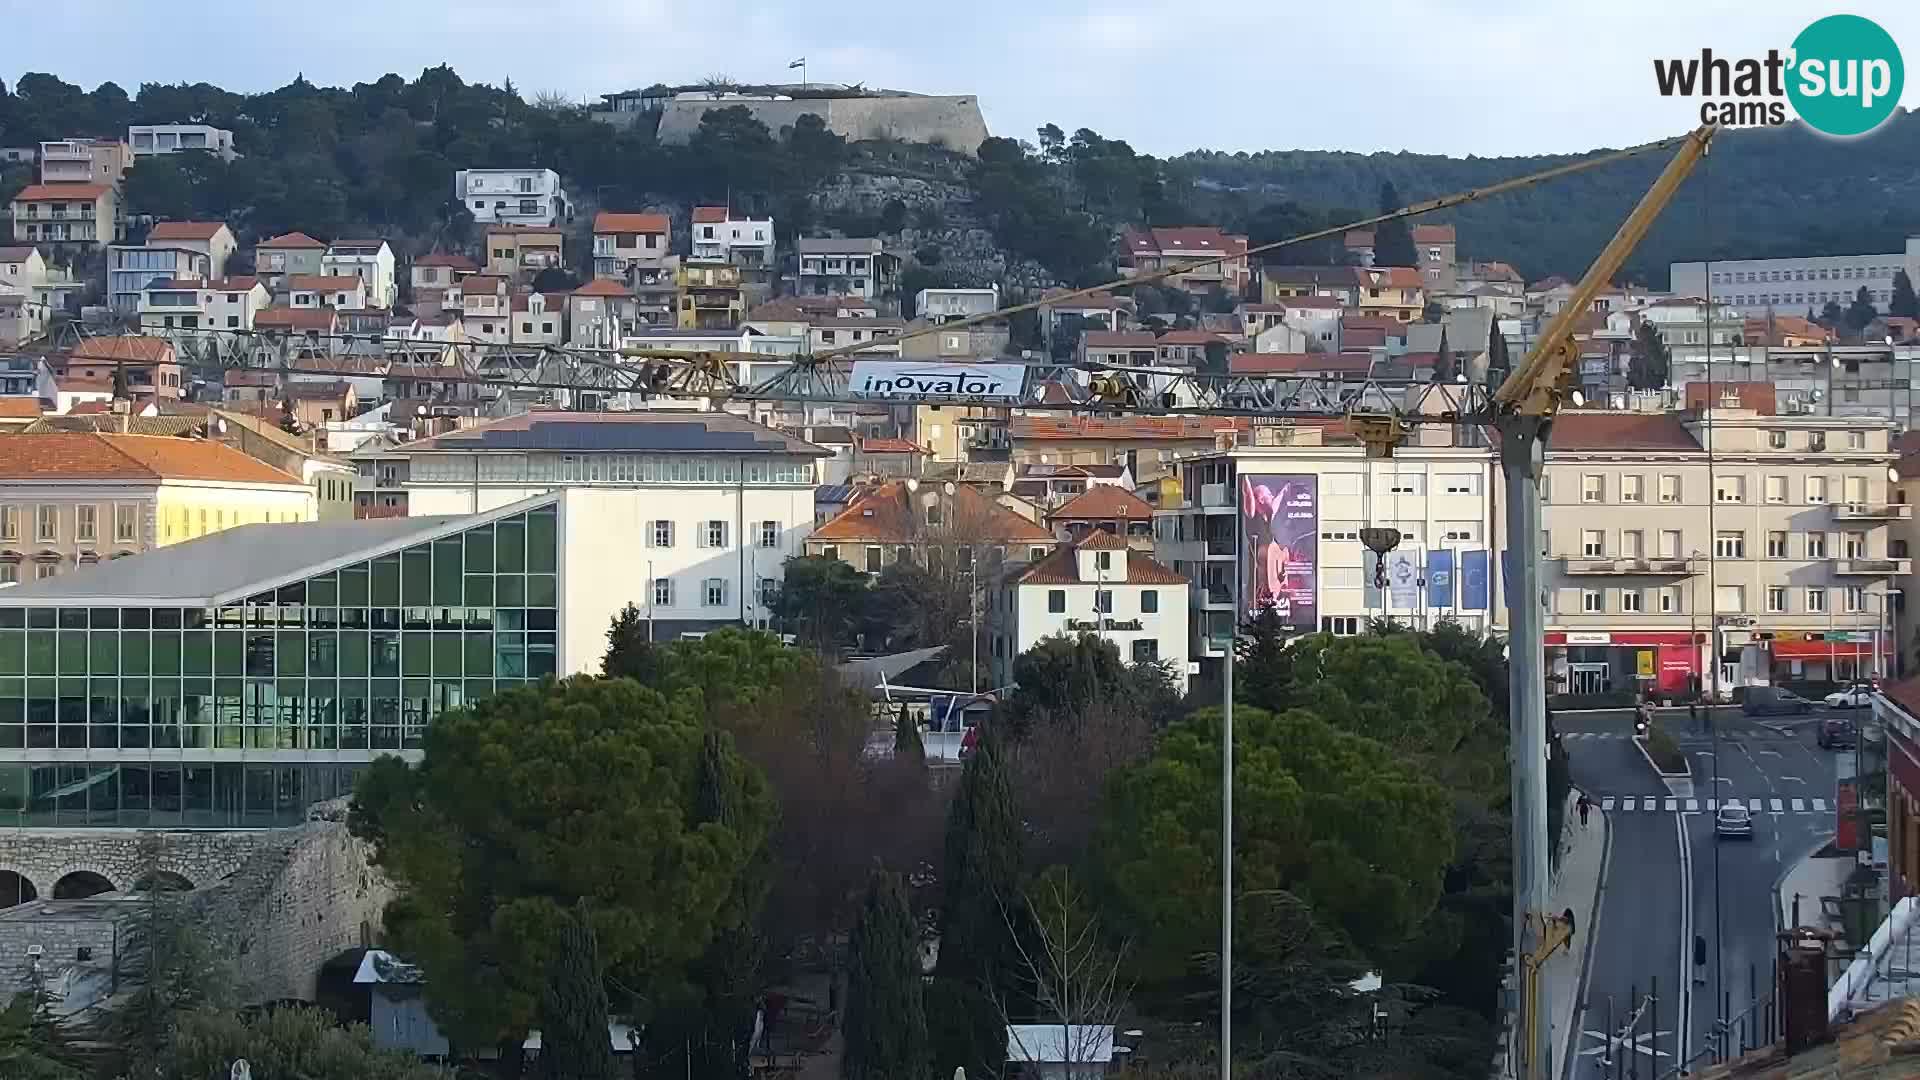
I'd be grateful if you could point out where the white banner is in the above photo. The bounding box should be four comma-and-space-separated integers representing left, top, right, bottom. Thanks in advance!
848, 361, 1026, 404
1387, 548, 1421, 608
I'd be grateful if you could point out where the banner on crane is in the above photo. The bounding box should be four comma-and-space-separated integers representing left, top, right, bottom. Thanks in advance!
847, 361, 1026, 404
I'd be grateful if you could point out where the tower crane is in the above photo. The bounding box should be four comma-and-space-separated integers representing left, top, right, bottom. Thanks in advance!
35, 124, 1717, 1080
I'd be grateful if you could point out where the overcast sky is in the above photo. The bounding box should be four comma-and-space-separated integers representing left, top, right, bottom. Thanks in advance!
16, 0, 1920, 158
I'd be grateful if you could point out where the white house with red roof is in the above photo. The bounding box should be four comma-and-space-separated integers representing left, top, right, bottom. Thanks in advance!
990, 532, 1191, 693
593, 211, 673, 280
690, 206, 775, 268
410, 251, 479, 293
145, 221, 236, 278
1121, 226, 1250, 297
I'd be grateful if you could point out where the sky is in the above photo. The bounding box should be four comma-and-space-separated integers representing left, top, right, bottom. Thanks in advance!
13, 0, 1920, 159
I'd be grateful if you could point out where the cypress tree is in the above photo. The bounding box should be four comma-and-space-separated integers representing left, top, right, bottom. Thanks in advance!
933, 734, 1026, 1077
844, 872, 927, 1080
1371, 181, 1418, 267
1486, 317, 1511, 383
1892, 270, 1920, 321
893, 703, 925, 763
538, 904, 616, 1080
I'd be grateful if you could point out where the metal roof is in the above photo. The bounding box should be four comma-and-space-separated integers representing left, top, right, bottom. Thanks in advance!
403, 411, 828, 457
0, 497, 554, 607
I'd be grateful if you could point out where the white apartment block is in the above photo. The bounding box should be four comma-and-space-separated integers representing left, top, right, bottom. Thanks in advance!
393, 411, 825, 636
690, 207, 775, 268
1520, 409, 1904, 699
988, 533, 1193, 696
1671, 237, 1920, 318
455, 169, 572, 228
322, 239, 397, 309
138, 276, 272, 336
128, 124, 238, 161
1154, 425, 1497, 686
916, 286, 1000, 323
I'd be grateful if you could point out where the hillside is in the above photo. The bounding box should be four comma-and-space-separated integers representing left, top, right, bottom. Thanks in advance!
1172, 112, 1920, 286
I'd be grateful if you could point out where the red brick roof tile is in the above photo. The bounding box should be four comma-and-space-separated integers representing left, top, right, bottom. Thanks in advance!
692, 206, 729, 223
13, 183, 109, 201
1548, 412, 1700, 452
1010, 415, 1249, 441
0, 433, 305, 484
287, 274, 362, 292
1684, 382, 1778, 415
811, 479, 1054, 543
594, 211, 670, 233
1047, 484, 1156, 522
71, 336, 175, 363
259, 231, 325, 250
414, 252, 479, 270
1411, 224, 1456, 244
147, 221, 228, 241
1017, 540, 1187, 586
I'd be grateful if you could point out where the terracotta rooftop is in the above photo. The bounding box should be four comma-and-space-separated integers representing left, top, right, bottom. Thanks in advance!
1082, 331, 1159, 349
1126, 226, 1248, 257
1411, 224, 1456, 244
68, 336, 174, 364
258, 231, 325, 250
255, 307, 336, 331
692, 206, 729, 223
13, 183, 109, 201
1548, 412, 1700, 452
147, 221, 228, 241
1017, 538, 1187, 586
811, 479, 1055, 543
0, 399, 44, 419
1344, 230, 1375, 247
855, 435, 927, 455
209, 276, 261, 292
1360, 266, 1426, 288
571, 278, 630, 298
0, 432, 305, 485
287, 274, 362, 292
1684, 382, 1778, 415
1047, 484, 1156, 521
414, 252, 479, 270
594, 211, 670, 233
1011, 415, 1249, 441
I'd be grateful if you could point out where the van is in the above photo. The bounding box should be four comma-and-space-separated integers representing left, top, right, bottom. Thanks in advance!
1740, 686, 1815, 717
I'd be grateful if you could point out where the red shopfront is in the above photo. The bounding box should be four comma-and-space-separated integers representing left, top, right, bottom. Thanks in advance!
1766, 634, 1887, 683
1545, 631, 1702, 698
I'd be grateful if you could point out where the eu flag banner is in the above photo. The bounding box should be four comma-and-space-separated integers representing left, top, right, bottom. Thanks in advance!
1427, 550, 1455, 609
1461, 550, 1490, 610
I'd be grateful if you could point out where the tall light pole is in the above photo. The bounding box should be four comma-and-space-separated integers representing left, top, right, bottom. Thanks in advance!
1221, 479, 1237, 1080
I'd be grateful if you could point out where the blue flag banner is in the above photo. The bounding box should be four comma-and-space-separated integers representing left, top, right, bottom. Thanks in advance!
1500, 550, 1513, 612
1462, 550, 1491, 611
1427, 549, 1455, 609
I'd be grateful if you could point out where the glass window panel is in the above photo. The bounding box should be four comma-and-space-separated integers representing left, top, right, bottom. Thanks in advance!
121, 609, 150, 630
433, 538, 463, 605
528, 508, 557, 572
89, 608, 118, 630
402, 549, 432, 606
0, 630, 21, 676
464, 632, 494, 677
245, 633, 275, 677
89, 682, 118, 748
183, 766, 214, 826
122, 631, 150, 675
402, 632, 432, 677
371, 555, 401, 606
58, 683, 86, 748
121, 765, 150, 821
308, 572, 338, 608
464, 574, 494, 607
88, 632, 116, 672
150, 765, 182, 824
370, 688, 401, 749
245, 766, 275, 826
183, 630, 212, 675
60, 630, 88, 675
155, 608, 183, 629
495, 632, 526, 678
496, 518, 526, 572
152, 684, 182, 748
27, 687, 53, 749
404, 680, 432, 748
433, 634, 462, 677
340, 563, 370, 606
151, 631, 181, 675
339, 689, 369, 749
372, 633, 400, 677
528, 574, 557, 607
464, 526, 494, 573
28, 610, 55, 629
214, 632, 243, 675
308, 632, 338, 677
58, 609, 85, 630
277, 631, 306, 676
275, 581, 305, 607
214, 680, 244, 748
308, 692, 338, 750
27, 630, 55, 675
528, 632, 556, 678
339, 631, 369, 677
496, 575, 526, 606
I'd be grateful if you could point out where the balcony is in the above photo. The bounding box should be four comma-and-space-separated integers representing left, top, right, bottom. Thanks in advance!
1562, 556, 1702, 575
1201, 585, 1235, 609
1832, 503, 1913, 522
1205, 536, 1236, 557
1835, 557, 1911, 576
1198, 482, 1234, 511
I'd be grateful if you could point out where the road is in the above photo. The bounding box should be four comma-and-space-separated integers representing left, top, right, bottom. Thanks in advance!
1556, 706, 1842, 1079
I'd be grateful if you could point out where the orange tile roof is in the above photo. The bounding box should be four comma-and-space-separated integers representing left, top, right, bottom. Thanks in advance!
0, 399, 44, 419
856, 436, 927, 454
1047, 484, 1156, 521
1083, 332, 1159, 349
692, 206, 729, 223
147, 221, 228, 241
415, 252, 479, 269
1411, 224, 1456, 244
0, 433, 305, 484
811, 479, 1055, 543
1548, 412, 1700, 452
1684, 382, 1778, 415
594, 211, 670, 233
1010, 415, 1249, 441
287, 274, 362, 292
255, 307, 336, 331
571, 278, 630, 298
1017, 540, 1187, 586
1344, 230, 1375, 247
1361, 266, 1425, 288
209, 276, 261, 292
259, 231, 325, 250
13, 183, 109, 201
1074, 530, 1130, 550
70, 336, 175, 363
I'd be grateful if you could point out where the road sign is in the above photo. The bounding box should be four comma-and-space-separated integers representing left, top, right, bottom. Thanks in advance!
1637, 650, 1655, 677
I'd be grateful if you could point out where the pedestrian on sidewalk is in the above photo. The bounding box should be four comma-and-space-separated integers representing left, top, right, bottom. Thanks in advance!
1689, 697, 1700, 732
1576, 793, 1592, 828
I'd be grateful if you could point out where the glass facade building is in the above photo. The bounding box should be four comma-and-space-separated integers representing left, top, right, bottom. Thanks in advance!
0, 502, 558, 828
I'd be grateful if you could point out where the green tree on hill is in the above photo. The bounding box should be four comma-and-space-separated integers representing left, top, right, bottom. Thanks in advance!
844, 872, 927, 1080
1371, 180, 1419, 267
1892, 269, 1919, 320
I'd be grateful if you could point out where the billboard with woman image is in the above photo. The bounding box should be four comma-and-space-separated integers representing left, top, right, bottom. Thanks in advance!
1240, 474, 1318, 630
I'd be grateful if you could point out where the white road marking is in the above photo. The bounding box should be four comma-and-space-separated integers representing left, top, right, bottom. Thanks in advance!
1686, 799, 1699, 811
1707, 798, 1719, 810
1716, 776, 1735, 784
1813, 799, 1829, 811
1758, 749, 1784, 757
1792, 799, 1806, 811
1748, 798, 1763, 811
1780, 775, 1805, 784
1601, 797, 1616, 811
1665, 798, 1678, 812
1770, 798, 1784, 813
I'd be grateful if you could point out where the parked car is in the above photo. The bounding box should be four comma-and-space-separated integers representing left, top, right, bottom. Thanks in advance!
1817, 717, 1858, 749
1715, 805, 1754, 839
1741, 686, 1815, 717
1823, 685, 1876, 709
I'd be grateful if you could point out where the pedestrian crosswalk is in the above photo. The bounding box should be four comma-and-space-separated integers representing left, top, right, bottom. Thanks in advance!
1593, 795, 1830, 814
1561, 728, 1805, 742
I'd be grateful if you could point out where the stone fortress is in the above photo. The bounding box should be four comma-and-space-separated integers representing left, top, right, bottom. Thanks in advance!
595, 83, 990, 156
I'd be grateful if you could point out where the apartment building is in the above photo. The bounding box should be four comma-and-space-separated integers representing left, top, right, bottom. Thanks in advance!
410, 252, 478, 294
144, 221, 236, 280
1413, 224, 1458, 292
138, 276, 272, 336
0, 432, 314, 584
690, 206, 775, 269
64, 337, 187, 401
592, 212, 671, 280
796, 238, 898, 301
1671, 237, 1920, 318
253, 232, 327, 292
127, 123, 238, 161
806, 478, 1059, 576
916, 287, 1000, 323
1121, 226, 1251, 297
37, 139, 131, 187
675, 260, 746, 329
107, 243, 210, 313
322, 239, 397, 309
988, 533, 1192, 695
455, 168, 571, 228
10, 184, 120, 251
1669, 345, 1920, 430
1154, 423, 1497, 688
1010, 414, 1247, 483
1522, 409, 1904, 698
483, 225, 564, 283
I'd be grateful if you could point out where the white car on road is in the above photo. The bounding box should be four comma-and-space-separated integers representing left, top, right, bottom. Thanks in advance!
1823, 686, 1876, 709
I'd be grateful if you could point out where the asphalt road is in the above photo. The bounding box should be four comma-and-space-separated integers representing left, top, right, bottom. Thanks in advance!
1560, 706, 1843, 1079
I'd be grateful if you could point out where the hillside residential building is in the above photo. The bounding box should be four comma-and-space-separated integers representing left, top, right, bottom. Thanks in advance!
253, 232, 327, 292
592, 212, 672, 280
128, 124, 237, 160
0, 246, 48, 296
0, 294, 42, 347
690, 207, 775, 268
1121, 226, 1251, 297
37, 139, 131, 187
1354, 266, 1426, 322
914, 287, 1000, 323
483, 225, 565, 283
989, 533, 1192, 694
1044, 483, 1158, 549
1344, 230, 1376, 266
138, 276, 272, 336
1257, 265, 1364, 307
1010, 414, 1247, 483
287, 275, 368, 312
0, 432, 314, 583
455, 168, 571, 227
806, 479, 1059, 576
410, 252, 478, 294
65, 337, 186, 401
390, 411, 826, 634
144, 221, 236, 279
106, 243, 210, 313
796, 238, 898, 301
1037, 288, 1133, 351
1515, 409, 1904, 697
676, 260, 746, 329
508, 292, 564, 347
1671, 237, 1920, 318
1154, 424, 1497, 688
567, 279, 634, 347
10, 184, 120, 251
322, 239, 397, 309
1412, 224, 1458, 291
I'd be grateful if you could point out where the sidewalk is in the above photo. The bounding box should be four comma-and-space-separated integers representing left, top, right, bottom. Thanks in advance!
1549, 789, 1609, 1077
1777, 841, 1854, 937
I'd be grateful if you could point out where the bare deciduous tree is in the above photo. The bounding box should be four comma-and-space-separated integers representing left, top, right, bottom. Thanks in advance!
998, 869, 1130, 1079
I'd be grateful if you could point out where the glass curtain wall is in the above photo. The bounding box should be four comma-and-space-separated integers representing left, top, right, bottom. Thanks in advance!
0, 505, 558, 827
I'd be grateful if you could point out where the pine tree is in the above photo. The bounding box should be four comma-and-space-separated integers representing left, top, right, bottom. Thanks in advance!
844, 872, 927, 1080
1371, 181, 1418, 267
934, 733, 1026, 1078
1627, 319, 1671, 390
601, 602, 662, 684
538, 904, 616, 1080
1235, 602, 1297, 713
1892, 270, 1920, 321
1846, 285, 1880, 334
1487, 317, 1512, 383
1433, 325, 1456, 382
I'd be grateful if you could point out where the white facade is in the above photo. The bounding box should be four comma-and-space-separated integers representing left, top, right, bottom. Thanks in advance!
509, 293, 565, 346
1671, 237, 1920, 318
128, 124, 237, 161
321, 240, 397, 309
916, 287, 999, 323
691, 213, 775, 268
455, 169, 572, 228
138, 279, 271, 335
990, 542, 1192, 696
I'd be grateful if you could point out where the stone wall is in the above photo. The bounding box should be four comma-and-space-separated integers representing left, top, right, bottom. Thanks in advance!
0, 829, 270, 900
657, 96, 990, 156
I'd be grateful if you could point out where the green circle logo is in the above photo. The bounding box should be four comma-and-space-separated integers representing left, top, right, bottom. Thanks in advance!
1786, 14, 1904, 137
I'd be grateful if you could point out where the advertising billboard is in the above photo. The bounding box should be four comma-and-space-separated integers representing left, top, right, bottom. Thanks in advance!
847, 361, 1026, 404
1241, 474, 1318, 630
